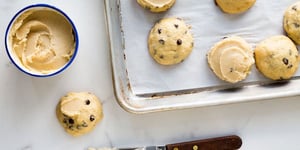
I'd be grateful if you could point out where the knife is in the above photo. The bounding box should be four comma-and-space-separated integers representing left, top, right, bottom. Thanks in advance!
88, 135, 242, 150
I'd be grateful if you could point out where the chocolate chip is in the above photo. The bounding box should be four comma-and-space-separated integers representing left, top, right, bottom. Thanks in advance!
292, 6, 297, 11
159, 55, 164, 59
230, 68, 234, 72
222, 36, 228, 39
177, 39, 182, 45
158, 29, 162, 34
69, 118, 74, 124
159, 39, 165, 45
174, 24, 179, 28
294, 23, 300, 28
85, 99, 90, 105
90, 115, 95, 122
288, 64, 293, 69
82, 122, 88, 127
282, 58, 289, 65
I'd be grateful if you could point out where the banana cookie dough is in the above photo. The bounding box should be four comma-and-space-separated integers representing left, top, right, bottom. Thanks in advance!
215, 0, 256, 14
137, 0, 176, 13
284, 1, 300, 45
8, 8, 75, 74
148, 17, 194, 65
56, 92, 103, 137
254, 35, 299, 80
207, 36, 254, 83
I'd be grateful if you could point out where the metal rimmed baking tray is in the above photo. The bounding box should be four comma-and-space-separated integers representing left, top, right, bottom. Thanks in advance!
104, 0, 300, 114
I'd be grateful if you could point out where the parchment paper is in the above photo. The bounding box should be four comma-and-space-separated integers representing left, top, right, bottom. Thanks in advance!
120, 0, 300, 95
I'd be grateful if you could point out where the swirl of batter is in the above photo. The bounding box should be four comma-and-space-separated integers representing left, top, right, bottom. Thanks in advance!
9, 8, 75, 74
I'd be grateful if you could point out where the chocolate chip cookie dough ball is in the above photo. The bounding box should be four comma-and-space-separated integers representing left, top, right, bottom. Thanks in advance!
56, 92, 103, 137
137, 0, 176, 13
148, 18, 194, 65
207, 36, 254, 83
284, 2, 300, 45
254, 35, 299, 80
215, 0, 256, 14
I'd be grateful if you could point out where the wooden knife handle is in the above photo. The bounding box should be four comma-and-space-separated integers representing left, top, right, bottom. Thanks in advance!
166, 135, 242, 150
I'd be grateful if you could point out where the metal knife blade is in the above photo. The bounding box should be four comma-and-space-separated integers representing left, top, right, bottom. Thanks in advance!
88, 135, 242, 150
88, 146, 166, 150
118, 146, 166, 150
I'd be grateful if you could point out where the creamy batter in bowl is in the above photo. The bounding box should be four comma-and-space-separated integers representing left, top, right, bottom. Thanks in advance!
5, 4, 78, 77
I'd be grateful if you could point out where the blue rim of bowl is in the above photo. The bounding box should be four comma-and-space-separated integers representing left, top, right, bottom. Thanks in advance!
5, 4, 79, 77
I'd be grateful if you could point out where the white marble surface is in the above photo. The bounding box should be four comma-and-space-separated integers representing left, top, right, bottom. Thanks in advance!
1, 1, 300, 150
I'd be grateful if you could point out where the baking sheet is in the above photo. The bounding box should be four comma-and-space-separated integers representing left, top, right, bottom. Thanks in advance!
120, 0, 300, 95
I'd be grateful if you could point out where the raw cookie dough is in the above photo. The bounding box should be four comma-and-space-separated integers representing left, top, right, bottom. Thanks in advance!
56, 92, 103, 137
215, 0, 256, 14
207, 36, 254, 83
8, 8, 75, 74
137, 0, 176, 13
148, 17, 194, 65
284, 1, 300, 45
254, 35, 299, 80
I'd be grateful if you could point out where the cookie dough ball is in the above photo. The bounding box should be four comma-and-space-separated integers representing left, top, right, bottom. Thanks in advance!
137, 0, 176, 13
207, 36, 254, 83
56, 92, 103, 137
284, 2, 300, 45
254, 35, 299, 80
215, 0, 256, 14
148, 17, 194, 65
